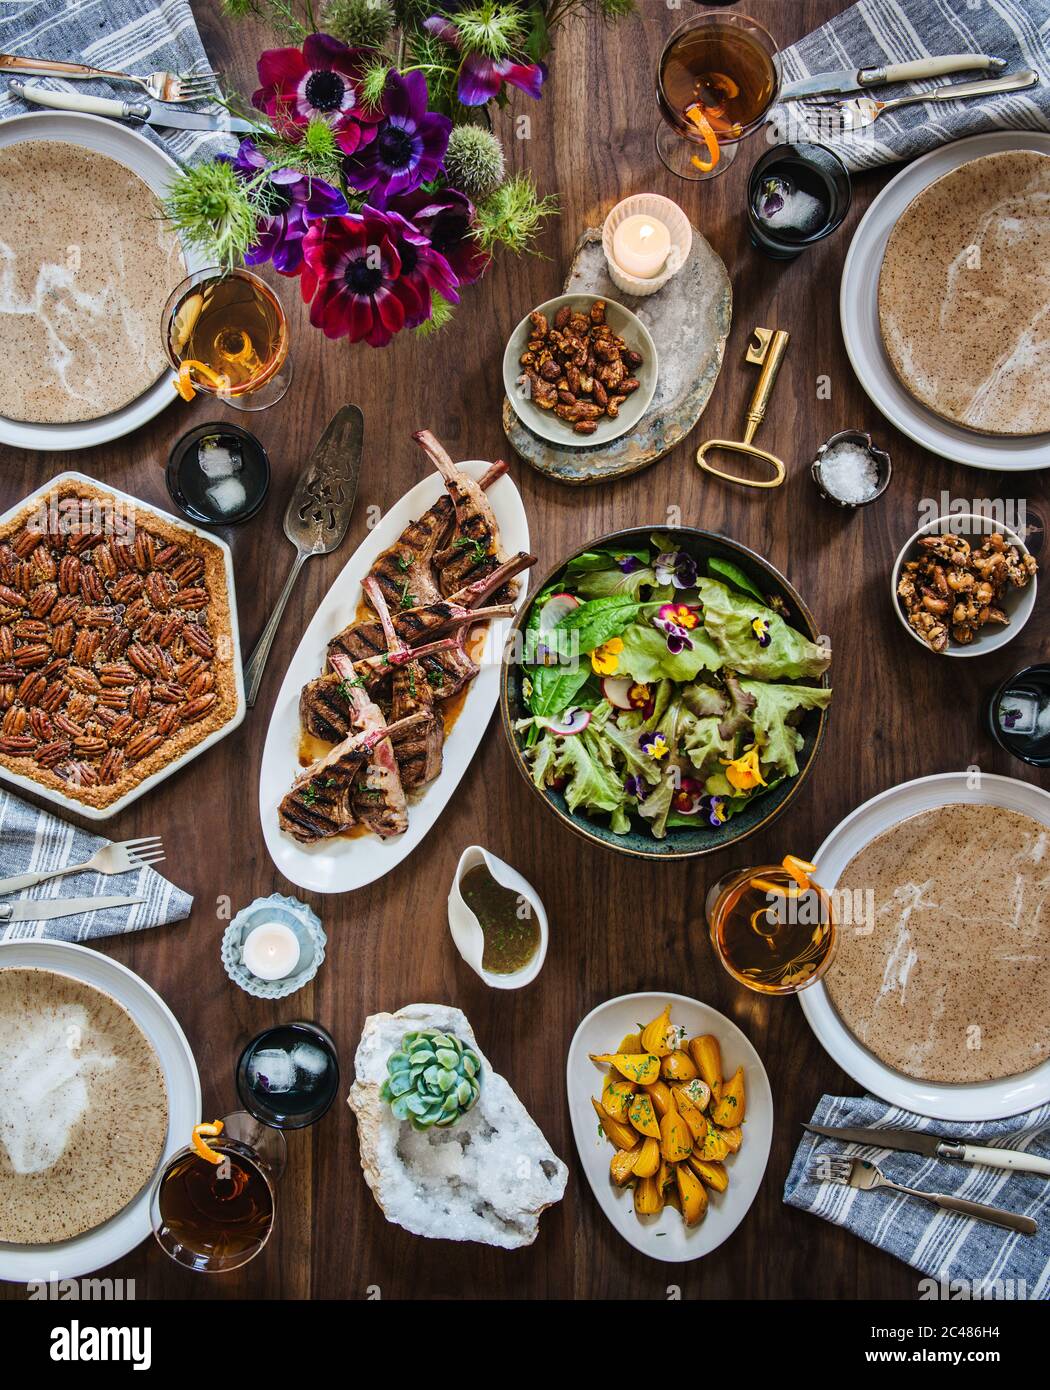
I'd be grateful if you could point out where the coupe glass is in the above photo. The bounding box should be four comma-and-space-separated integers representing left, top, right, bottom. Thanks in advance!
656, 12, 779, 181
705, 864, 837, 995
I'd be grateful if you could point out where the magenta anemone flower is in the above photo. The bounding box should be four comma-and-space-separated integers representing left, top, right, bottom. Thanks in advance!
228, 138, 348, 276
387, 187, 490, 286
300, 208, 417, 346
342, 70, 451, 206
383, 209, 460, 329
252, 33, 382, 155
423, 15, 545, 106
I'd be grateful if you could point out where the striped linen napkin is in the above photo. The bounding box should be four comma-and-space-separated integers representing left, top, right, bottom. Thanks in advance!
786, 1093, 1050, 1299
769, 0, 1050, 171
0, 0, 236, 165
0, 788, 191, 943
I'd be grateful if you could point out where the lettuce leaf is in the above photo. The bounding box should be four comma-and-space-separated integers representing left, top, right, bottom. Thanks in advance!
617, 622, 722, 683
697, 578, 831, 680
554, 728, 628, 819
680, 715, 736, 776
739, 679, 833, 778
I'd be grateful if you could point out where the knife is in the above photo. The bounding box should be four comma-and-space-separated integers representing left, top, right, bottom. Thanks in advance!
0, 895, 146, 923
9, 79, 261, 134
780, 53, 1006, 102
804, 1123, 1050, 1178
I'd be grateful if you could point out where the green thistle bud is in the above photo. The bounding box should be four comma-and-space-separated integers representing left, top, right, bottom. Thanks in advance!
322, 0, 396, 49
443, 125, 506, 201
164, 160, 259, 270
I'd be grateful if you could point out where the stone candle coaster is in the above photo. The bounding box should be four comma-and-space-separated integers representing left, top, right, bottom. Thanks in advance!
502, 226, 732, 485
221, 893, 326, 1001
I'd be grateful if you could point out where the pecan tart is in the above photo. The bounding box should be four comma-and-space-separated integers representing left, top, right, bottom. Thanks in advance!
0, 480, 238, 810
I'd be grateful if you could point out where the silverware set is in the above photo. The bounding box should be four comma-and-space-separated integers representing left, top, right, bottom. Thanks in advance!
0, 835, 164, 922
0, 52, 217, 103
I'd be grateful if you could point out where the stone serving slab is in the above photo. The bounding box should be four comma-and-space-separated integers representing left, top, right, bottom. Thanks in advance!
502, 226, 732, 485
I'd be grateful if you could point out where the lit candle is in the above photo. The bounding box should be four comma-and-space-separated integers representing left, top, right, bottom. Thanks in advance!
242, 921, 301, 982
611, 214, 672, 279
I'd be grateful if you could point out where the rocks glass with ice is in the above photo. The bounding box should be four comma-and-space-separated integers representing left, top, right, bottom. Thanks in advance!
236, 1022, 341, 1130
747, 142, 852, 260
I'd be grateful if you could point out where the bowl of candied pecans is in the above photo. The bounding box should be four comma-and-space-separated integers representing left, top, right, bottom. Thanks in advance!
503, 294, 658, 446
891, 514, 1038, 657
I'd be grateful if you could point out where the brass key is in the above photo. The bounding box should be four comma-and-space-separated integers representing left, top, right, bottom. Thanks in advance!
696, 327, 790, 488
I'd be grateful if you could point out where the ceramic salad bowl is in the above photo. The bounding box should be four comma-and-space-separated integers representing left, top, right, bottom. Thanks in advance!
500, 527, 831, 860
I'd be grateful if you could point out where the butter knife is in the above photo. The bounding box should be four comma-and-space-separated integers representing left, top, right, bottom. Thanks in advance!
9, 79, 260, 133
804, 1123, 1050, 1178
0, 895, 146, 923
780, 53, 1006, 101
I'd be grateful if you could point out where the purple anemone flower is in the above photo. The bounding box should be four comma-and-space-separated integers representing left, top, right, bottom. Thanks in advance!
423, 15, 545, 106
227, 138, 348, 276
343, 70, 451, 207
300, 207, 416, 346
252, 33, 382, 155
387, 187, 491, 286
383, 209, 460, 329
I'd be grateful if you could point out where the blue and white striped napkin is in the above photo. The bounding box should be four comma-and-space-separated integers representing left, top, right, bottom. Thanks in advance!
0, 0, 236, 165
0, 788, 191, 943
786, 1094, 1050, 1299
770, 0, 1050, 170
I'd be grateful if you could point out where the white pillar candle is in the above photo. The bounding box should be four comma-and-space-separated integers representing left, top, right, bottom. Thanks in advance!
242, 921, 301, 981
611, 214, 671, 279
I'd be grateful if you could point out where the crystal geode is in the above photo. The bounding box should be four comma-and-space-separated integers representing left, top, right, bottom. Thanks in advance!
348, 1004, 568, 1248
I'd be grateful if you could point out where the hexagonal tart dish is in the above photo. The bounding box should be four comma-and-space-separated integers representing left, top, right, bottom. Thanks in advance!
0, 473, 245, 819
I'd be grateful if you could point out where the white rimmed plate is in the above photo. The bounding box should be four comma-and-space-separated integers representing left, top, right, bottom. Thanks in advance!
567, 991, 773, 1262
840, 132, 1050, 471
800, 772, 1050, 1121
259, 462, 530, 893
0, 938, 200, 1282
0, 112, 205, 453
0, 472, 246, 820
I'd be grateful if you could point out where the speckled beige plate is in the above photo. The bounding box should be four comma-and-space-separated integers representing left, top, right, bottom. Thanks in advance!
878, 151, 1050, 437
0, 141, 183, 425
0, 968, 168, 1245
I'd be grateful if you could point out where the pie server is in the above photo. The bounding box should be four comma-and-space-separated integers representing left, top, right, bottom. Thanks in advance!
0, 895, 146, 922
803, 1123, 1050, 1177
9, 79, 259, 133
779, 53, 1005, 101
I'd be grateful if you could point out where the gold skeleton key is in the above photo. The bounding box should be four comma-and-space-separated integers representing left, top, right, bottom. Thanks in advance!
695, 327, 790, 488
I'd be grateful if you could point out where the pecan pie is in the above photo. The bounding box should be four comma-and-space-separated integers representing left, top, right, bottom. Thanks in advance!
0, 480, 238, 810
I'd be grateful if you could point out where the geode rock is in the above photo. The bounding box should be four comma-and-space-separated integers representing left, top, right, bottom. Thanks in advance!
348, 1004, 568, 1248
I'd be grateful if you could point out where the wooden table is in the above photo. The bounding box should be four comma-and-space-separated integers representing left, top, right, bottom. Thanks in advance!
2, 0, 1046, 1301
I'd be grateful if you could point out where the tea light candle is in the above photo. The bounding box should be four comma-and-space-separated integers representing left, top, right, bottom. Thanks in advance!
242, 921, 301, 981
611, 214, 671, 279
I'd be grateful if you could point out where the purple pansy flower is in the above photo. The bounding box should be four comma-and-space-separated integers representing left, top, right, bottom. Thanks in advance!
654, 601, 700, 655
252, 33, 382, 155
623, 773, 648, 801
654, 550, 698, 589
751, 616, 771, 648
343, 70, 451, 207
383, 208, 460, 329
706, 795, 728, 827
227, 138, 348, 276
616, 554, 643, 574
423, 15, 545, 106
639, 731, 670, 761
388, 188, 491, 286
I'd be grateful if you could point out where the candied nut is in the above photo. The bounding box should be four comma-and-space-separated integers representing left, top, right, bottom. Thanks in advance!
131, 680, 152, 719
66, 666, 102, 695
528, 310, 549, 338
98, 749, 126, 784
0, 584, 26, 608
554, 305, 571, 330
153, 544, 181, 572
28, 583, 58, 617
79, 567, 105, 602
557, 390, 577, 407
126, 729, 165, 762
2, 707, 27, 736
0, 734, 36, 754
36, 739, 71, 767
181, 693, 217, 722
573, 420, 598, 435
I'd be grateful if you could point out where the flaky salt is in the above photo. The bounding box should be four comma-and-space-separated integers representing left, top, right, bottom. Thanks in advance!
818, 441, 880, 503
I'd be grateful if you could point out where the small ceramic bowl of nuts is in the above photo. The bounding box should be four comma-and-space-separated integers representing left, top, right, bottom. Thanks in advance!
502, 293, 658, 447
891, 513, 1038, 658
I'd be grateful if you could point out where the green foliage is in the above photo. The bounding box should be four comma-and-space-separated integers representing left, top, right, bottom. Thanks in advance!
444, 124, 505, 200
164, 160, 260, 269
358, 53, 392, 109
473, 172, 559, 255
322, 0, 396, 47
415, 290, 456, 337
450, 1, 527, 59
258, 114, 345, 182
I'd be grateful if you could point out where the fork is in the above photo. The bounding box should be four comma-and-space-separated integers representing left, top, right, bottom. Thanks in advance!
0, 837, 165, 896
809, 1155, 1037, 1235
0, 52, 217, 104
798, 68, 1039, 132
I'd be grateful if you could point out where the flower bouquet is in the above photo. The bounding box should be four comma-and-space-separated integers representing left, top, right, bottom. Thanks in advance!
166, 0, 632, 347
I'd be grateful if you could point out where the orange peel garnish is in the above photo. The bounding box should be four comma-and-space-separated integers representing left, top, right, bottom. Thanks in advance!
684, 104, 721, 172
191, 1119, 225, 1165
174, 359, 229, 402
783, 855, 817, 891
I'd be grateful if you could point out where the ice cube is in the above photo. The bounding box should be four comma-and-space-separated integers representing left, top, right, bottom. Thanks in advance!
290, 1041, 329, 1081
999, 690, 1039, 736
247, 1048, 296, 1094
198, 435, 243, 479
758, 175, 825, 234
205, 476, 248, 517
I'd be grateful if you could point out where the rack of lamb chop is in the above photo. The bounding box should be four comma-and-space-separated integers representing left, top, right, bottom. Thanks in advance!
279, 436, 536, 845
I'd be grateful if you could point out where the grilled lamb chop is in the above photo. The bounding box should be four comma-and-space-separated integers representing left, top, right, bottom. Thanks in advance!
413, 431, 512, 598
363, 576, 443, 789
330, 660, 414, 839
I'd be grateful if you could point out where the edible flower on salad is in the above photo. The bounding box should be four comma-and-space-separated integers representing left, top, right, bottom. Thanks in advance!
654, 550, 698, 589
751, 616, 771, 648
707, 795, 729, 826
721, 744, 766, 791
655, 602, 700, 654
639, 730, 670, 761
590, 636, 624, 675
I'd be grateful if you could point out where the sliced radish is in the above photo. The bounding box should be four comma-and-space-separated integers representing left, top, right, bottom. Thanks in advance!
548, 706, 591, 736
537, 592, 580, 633
602, 676, 634, 710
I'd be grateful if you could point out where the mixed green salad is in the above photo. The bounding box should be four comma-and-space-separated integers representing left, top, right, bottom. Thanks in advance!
513, 535, 832, 839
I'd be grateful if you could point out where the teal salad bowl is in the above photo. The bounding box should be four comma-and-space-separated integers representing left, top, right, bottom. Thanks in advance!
500, 527, 831, 860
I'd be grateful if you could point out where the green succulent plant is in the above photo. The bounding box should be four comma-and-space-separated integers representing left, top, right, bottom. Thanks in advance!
380, 1029, 482, 1129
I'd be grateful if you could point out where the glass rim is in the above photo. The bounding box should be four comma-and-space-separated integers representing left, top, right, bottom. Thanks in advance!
149, 1137, 277, 1274
657, 11, 780, 147
162, 266, 290, 396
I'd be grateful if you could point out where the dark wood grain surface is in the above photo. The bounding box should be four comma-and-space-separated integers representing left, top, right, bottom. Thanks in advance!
2, 0, 1047, 1301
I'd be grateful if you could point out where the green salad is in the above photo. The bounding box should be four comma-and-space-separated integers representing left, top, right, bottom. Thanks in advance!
513, 535, 832, 839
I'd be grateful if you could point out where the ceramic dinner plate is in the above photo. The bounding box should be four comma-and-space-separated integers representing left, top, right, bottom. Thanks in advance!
0, 939, 200, 1283
259, 462, 530, 893
799, 772, 1050, 1121
840, 131, 1050, 471
567, 991, 773, 1262
0, 112, 205, 453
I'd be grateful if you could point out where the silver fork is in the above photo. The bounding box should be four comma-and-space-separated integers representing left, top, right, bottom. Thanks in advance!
0, 837, 165, 896
798, 69, 1039, 132
809, 1155, 1037, 1235
0, 52, 216, 104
